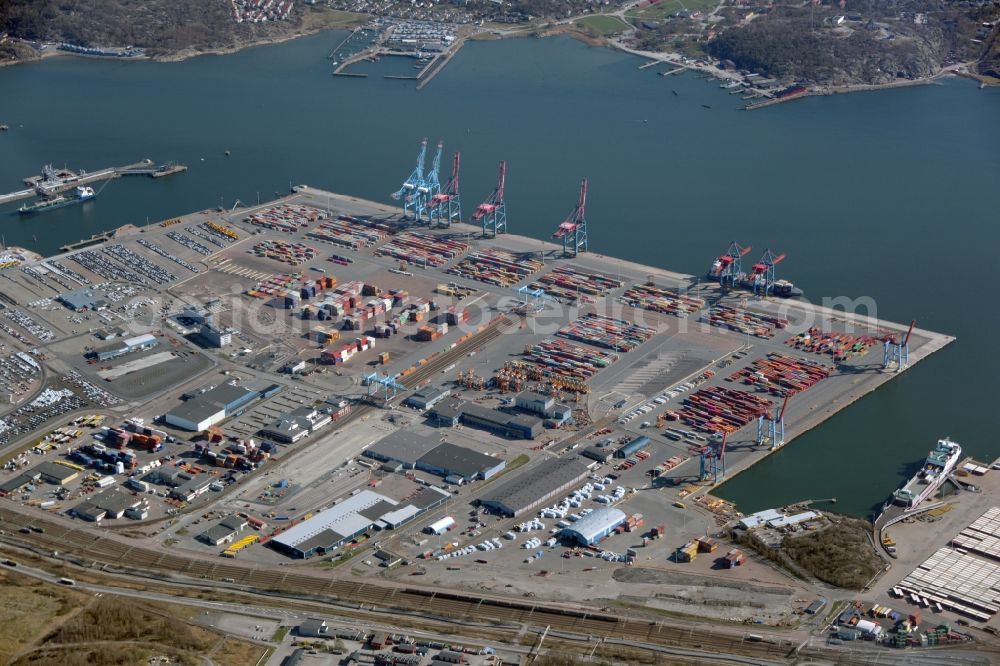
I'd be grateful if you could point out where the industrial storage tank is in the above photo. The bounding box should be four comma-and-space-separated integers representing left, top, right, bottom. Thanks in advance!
425, 516, 456, 535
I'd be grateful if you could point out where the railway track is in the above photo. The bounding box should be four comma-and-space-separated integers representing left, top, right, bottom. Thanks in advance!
0, 506, 805, 663
398, 314, 512, 390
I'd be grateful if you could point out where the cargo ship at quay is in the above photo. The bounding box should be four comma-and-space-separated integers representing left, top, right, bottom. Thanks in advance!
17, 185, 96, 216
891, 438, 963, 510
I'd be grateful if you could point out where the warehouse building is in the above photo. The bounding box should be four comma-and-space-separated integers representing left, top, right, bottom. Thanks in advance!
197, 514, 248, 546
376, 485, 450, 529
297, 619, 329, 638
737, 508, 784, 530
416, 442, 506, 482
514, 391, 573, 426
164, 383, 261, 431
270, 490, 399, 559
169, 472, 214, 501
768, 511, 818, 529
72, 489, 142, 522
478, 457, 590, 517
270, 486, 449, 558
404, 385, 451, 411
0, 470, 41, 495
559, 507, 627, 546
58, 287, 108, 312
615, 436, 650, 459
363, 430, 442, 468
89, 332, 159, 362
430, 399, 542, 440
35, 461, 79, 486
258, 406, 331, 444
580, 445, 613, 463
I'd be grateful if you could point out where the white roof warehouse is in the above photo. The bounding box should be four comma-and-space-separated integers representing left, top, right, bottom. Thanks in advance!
270, 486, 449, 559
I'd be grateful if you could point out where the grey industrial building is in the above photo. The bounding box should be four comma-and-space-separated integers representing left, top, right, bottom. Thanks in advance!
164, 383, 262, 431
0, 472, 38, 495
168, 472, 214, 501
363, 430, 442, 467
404, 385, 451, 411
364, 432, 506, 482
34, 461, 79, 486
58, 287, 108, 312
478, 457, 590, 517
429, 399, 542, 440
89, 333, 159, 362
258, 406, 331, 444
580, 445, 613, 463
416, 442, 506, 482
197, 514, 248, 546
559, 507, 627, 546
72, 489, 143, 522
514, 391, 572, 426
297, 618, 329, 638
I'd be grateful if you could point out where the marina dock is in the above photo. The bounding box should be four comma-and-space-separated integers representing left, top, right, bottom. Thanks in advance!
0, 159, 187, 207
415, 38, 465, 91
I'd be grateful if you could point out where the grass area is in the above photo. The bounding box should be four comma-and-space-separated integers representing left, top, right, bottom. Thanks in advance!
271, 625, 290, 643
321, 545, 364, 569
45, 597, 213, 647
303, 7, 370, 30
573, 15, 631, 36
213, 636, 270, 666
625, 0, 719, 21
781, 518, 883, 590
0, 569, 264, 666
507, 453, 530, 471
0, 569, 88, 664
11, 596, 219, 666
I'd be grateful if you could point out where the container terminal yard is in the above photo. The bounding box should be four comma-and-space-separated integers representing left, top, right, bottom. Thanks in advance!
0, 155, 994, 663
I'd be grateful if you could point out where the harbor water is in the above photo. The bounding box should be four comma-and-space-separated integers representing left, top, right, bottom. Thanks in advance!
0, 33, 998, 517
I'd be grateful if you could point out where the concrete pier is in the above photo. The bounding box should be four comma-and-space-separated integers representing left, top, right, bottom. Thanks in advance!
415, 38, 465, 91
0, 159, 184, 206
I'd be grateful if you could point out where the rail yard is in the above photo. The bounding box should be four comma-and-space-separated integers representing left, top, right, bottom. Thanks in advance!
0, 177, 987, 663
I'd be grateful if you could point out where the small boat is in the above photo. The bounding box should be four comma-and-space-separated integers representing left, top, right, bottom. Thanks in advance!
701, 104, 712, 109
671, 90, 678, 96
